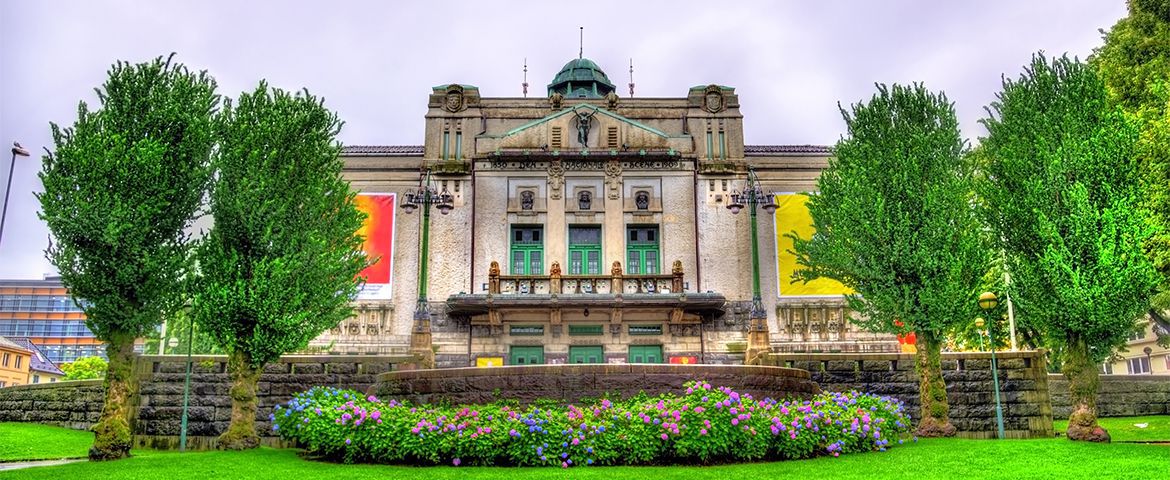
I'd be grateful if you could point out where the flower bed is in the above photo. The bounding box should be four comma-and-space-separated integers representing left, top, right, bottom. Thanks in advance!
271, 380, 912, 467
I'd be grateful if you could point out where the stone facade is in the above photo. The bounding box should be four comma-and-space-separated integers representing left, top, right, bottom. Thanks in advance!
763, 350, 1055, 439
310, 58, 897, 366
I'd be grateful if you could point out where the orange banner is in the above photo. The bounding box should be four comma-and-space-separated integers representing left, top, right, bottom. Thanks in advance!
355, 193, 395, 300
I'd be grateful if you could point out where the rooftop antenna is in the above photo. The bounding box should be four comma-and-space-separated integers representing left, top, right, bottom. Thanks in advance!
579, 27, 584, 59
628, 58, 635, 97
522, 58, 529, 97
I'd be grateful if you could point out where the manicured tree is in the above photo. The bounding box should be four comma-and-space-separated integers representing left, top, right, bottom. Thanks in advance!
1093, 0, 1170, 319
192, 82, 367, 450
979, 54, 1158, 442
791, 83, 988, 437
38, 55, 217, 460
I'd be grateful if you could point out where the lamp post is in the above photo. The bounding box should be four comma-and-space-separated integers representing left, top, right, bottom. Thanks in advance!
726, 167, 777, 364
400, 168, 455, 369
1, 142, 31, 248
977, 291, 1005, 439
1144, 346, 1154, 375
178, 313, 194, 452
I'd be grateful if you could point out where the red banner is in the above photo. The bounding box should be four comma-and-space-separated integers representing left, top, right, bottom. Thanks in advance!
354, 193, 395, 299
669, 356, 699, 365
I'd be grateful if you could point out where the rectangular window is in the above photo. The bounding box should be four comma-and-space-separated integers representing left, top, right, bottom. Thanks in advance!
1128, 357, 1151, 374
568, 324, 604, 336
1129, 327, 1147, 342
509, 325, 544, 336
14, 355, 22, 369
2, 353, 8, 367
568, 226, 602, 275
626, 226, 660, 274
629, 324, 663, 336
1100, 362, 1114, 375
510, 226, 544, 275
32, 374, 40, 384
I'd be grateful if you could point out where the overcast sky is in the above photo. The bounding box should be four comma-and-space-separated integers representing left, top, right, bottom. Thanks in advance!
0, 0, 1127, 279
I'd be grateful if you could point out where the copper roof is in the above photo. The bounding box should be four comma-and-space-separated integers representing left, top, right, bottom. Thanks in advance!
744, 145, 832, 155
341, 145, 424, 156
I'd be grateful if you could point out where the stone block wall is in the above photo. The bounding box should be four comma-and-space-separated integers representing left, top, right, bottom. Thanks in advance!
131, 354, 410, 449
763, 350, 1054, 439
1049, 374, 1170, 418
0, 379, 103, 430
371, 364, 820, 406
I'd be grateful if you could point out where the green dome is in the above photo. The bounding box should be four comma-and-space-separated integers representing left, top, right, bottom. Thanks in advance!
547, 57, 616, 99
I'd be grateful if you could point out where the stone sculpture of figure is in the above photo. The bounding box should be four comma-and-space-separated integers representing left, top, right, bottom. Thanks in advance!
635, 191, 650, 210
575, 109, 595, 146
489, 261, 500, 276
578, 190, 592, 210
520, 190, 534, 210
611, 261, 623, 277
550, 261, 562, 277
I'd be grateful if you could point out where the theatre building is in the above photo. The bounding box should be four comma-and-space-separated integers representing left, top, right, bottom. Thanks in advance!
309, 57, 895, 366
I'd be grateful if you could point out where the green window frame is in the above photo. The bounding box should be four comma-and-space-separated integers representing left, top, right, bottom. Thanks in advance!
509, 325, 545, 336
568, 324, 604, 336
509, 345, 544, 365
628, 324, 663, 335
628, 345, 663, 364
568, 226, 602, 275
568, 345, 604, 364
626, 226, 660, 274
510, 226, 544, 275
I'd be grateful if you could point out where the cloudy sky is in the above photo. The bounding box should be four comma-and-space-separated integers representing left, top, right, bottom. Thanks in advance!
0, 0, 1127, 279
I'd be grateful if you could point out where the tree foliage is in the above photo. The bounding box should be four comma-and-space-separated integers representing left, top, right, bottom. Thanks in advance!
1093, 0, 1170, 313
792, 83, 988, 436
979, 53, 1157, 442
60, 356, 109, 381
192, 82, 366, 449
37, 54, 217, 459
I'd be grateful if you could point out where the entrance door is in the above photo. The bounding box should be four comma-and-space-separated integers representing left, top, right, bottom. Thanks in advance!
628, 345, 663, 364
568, 345, 604, 364
509, 346, 544, 365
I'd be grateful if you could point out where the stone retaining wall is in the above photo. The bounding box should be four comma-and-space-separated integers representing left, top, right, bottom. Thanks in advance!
0, 379, 104, 430
370, 364, 820, 405
1049, 374, 1170, 418
763, 351, 1054, 439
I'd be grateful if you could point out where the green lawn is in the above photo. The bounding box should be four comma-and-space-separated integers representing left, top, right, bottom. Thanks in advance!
0, 437, 1166, 480
1054, 415, 1170, 442
0, 423, 92, 462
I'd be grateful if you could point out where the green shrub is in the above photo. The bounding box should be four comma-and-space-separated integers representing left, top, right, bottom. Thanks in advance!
271, 381, 911, 467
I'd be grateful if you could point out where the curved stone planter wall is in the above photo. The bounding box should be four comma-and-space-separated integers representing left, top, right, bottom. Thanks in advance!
369, 364, 820, 405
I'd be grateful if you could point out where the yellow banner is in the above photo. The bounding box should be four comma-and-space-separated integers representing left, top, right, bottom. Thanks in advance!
773, 194, 852, 297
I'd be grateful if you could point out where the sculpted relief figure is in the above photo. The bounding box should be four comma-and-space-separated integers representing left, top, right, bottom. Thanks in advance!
575, 109, 595, 146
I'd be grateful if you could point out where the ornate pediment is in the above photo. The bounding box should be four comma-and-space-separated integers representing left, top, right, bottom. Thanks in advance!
480, 105, 690, 154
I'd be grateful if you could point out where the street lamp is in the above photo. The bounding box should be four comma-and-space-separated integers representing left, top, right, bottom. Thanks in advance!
1, 142, 31, 248
1144, 346, 1154, 375
400, 168, 455, 368
977, 292, 1006, 439
725, 167, 777, 364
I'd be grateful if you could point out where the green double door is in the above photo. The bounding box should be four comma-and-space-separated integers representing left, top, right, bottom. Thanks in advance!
509, 346, 544, 365
628, 345, 663, 364
568, 346, 604, 364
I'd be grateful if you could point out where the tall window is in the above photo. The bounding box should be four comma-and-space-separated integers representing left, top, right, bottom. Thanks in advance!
626, 226, 660, 274
1128, 357, 1151, 374
568, 226, 602, 274
510, 226, 543, 275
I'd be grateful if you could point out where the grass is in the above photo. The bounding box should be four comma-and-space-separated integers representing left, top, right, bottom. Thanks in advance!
1053, 415, 1170, 443
0, 437, 1166, 480
0, 423, 92, 462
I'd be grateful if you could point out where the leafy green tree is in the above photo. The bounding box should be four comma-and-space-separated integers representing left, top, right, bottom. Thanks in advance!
38, 55, 217, 460
145, 309, 223, 355
192, 82, 367, 450
60, 356, 109, 381
792, 83, 988, 437
979, 54, 1158, 442
1093, 0, 1170, 323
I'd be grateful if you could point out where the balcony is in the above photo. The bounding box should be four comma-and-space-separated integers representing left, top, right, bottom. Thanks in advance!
446, 259, 726, 323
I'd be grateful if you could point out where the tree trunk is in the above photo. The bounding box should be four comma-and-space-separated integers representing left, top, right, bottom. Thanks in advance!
914, 332, 956, 437
1063, 334, 1110, 442
219, 349, 263, 450
89, 332, 136, 461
